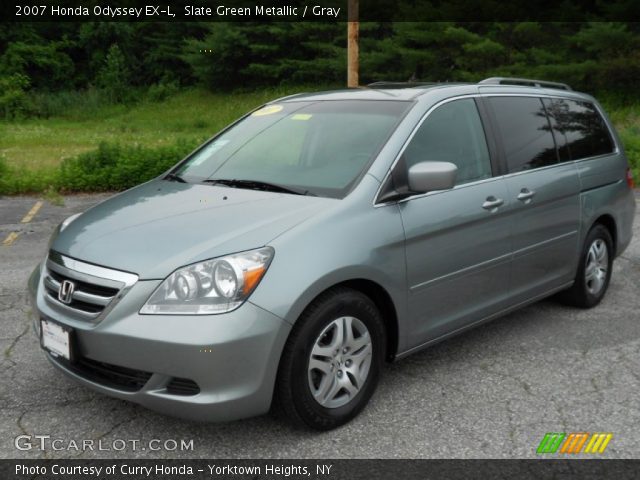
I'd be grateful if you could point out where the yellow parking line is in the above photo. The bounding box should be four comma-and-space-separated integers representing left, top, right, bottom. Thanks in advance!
2, 232, 20, 246
21, 200, 43, 223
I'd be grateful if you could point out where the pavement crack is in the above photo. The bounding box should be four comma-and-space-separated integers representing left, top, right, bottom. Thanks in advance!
3, 323, 30, 369
483, 367, 535, 397
549, 397, 570, 432
76, 411, 138, 458
15, 410, 51, 458
16, 410, 29, 436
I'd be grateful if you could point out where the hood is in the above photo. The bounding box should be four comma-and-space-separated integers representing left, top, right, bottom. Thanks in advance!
52, 180, 334, 279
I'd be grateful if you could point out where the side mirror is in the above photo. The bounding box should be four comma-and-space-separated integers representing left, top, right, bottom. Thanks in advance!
407, 161, 457, 193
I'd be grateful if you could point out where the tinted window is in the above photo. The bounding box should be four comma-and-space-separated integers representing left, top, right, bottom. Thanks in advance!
489, 97, 557, 173
543, 98, 614, 161
404, 99, 492, 185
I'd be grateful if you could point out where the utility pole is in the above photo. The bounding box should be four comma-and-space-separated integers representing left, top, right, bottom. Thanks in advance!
347, 0, 359, 87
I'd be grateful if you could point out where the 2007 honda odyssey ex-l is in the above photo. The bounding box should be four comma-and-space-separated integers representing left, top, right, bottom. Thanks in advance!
29, 77, 636, 430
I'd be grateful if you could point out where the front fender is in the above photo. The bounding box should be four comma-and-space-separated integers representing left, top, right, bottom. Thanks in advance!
249, 200, 409, 351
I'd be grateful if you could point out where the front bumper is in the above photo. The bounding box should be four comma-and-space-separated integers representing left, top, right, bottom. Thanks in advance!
28, 262, 291, 422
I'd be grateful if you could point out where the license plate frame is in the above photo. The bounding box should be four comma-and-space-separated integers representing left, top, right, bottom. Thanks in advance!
40, 318, 74, 362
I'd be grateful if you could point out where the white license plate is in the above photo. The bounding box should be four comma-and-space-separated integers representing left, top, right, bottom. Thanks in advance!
41, 319, 71, 361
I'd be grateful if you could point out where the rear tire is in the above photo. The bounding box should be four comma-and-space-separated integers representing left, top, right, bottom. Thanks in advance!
560, 224, 613, 308
273, 287, 385, 430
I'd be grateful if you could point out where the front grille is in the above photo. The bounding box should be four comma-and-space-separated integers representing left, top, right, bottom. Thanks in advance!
55, 355, 152, 392
43, 252, 138, 321
166, 377, 200, 396
48, 269, 119, 297
44, 277, 108, 314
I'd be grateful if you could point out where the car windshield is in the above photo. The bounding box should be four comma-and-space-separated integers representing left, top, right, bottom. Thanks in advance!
174, 100, 411, 198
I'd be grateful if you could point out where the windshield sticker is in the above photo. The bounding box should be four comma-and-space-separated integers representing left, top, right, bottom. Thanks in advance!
252, 105, 284, 116
291, 114, 312, 121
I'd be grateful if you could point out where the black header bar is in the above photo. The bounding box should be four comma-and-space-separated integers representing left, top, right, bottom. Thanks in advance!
1, 0, 640, 22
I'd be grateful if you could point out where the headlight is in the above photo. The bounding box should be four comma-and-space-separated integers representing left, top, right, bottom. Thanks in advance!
140, 247, 274, 315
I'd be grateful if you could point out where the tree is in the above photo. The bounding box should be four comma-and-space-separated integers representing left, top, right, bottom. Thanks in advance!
96, 44, 130, 103
0, 41, 74, 90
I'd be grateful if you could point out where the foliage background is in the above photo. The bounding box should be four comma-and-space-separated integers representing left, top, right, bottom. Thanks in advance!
0, 21, 639, 194
2, 22, 639, 99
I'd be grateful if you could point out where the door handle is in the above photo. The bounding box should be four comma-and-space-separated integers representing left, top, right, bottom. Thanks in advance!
517, 188, 536, 203
482, 196, 504, 211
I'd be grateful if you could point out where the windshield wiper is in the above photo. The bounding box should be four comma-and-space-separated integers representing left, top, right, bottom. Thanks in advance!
202, 178, 316, 196
164, 172, 187, 183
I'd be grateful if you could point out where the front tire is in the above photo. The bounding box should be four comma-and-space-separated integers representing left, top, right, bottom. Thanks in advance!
560, 224, 613, 308
274, 287, 385, 430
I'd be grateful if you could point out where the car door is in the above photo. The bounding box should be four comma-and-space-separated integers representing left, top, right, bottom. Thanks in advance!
486, 96, 581, 302
395, 98, 514, 348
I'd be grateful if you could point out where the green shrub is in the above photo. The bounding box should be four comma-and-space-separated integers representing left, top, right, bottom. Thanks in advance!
0, 156, 10, 193
619, 128, 640, 182
10, 169, 59, 194
1, 138, 200, 195
147, 79, 180, 102
58, 140, 198, 192
0, 155, 59, 195
0, 74, 30, 119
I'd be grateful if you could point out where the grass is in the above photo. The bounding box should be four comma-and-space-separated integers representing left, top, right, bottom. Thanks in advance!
43, 186, 65, 206
0, 87, 311, 173
0, 87, 638, 194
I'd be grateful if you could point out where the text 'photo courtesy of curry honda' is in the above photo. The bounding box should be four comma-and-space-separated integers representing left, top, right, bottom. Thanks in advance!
29, 77, 636, 430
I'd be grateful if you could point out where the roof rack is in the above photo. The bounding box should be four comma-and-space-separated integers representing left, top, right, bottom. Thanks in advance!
479, 77, 572, 91
366, 81, 437, 89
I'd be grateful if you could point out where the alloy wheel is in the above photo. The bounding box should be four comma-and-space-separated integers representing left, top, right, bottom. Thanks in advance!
307, 316, 372, 409
584, 238, 609, 295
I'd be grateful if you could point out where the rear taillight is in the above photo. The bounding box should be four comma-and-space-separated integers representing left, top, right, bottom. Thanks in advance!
627, 167, 635, 189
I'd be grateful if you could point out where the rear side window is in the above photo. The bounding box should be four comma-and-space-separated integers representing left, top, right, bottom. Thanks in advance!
488, 97, 558, 173
543, 98, 615, 161
403, 98, 492, 185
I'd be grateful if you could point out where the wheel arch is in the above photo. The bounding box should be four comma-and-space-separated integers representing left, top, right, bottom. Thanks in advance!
286, 278, 401, 362
591, 213, 618, 257
337, 279, 399, 361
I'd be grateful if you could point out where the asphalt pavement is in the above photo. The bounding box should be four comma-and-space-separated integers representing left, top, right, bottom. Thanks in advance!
1, 192, 639, 459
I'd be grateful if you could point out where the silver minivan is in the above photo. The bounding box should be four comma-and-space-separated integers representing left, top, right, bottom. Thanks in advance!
29, 78, 636, 430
